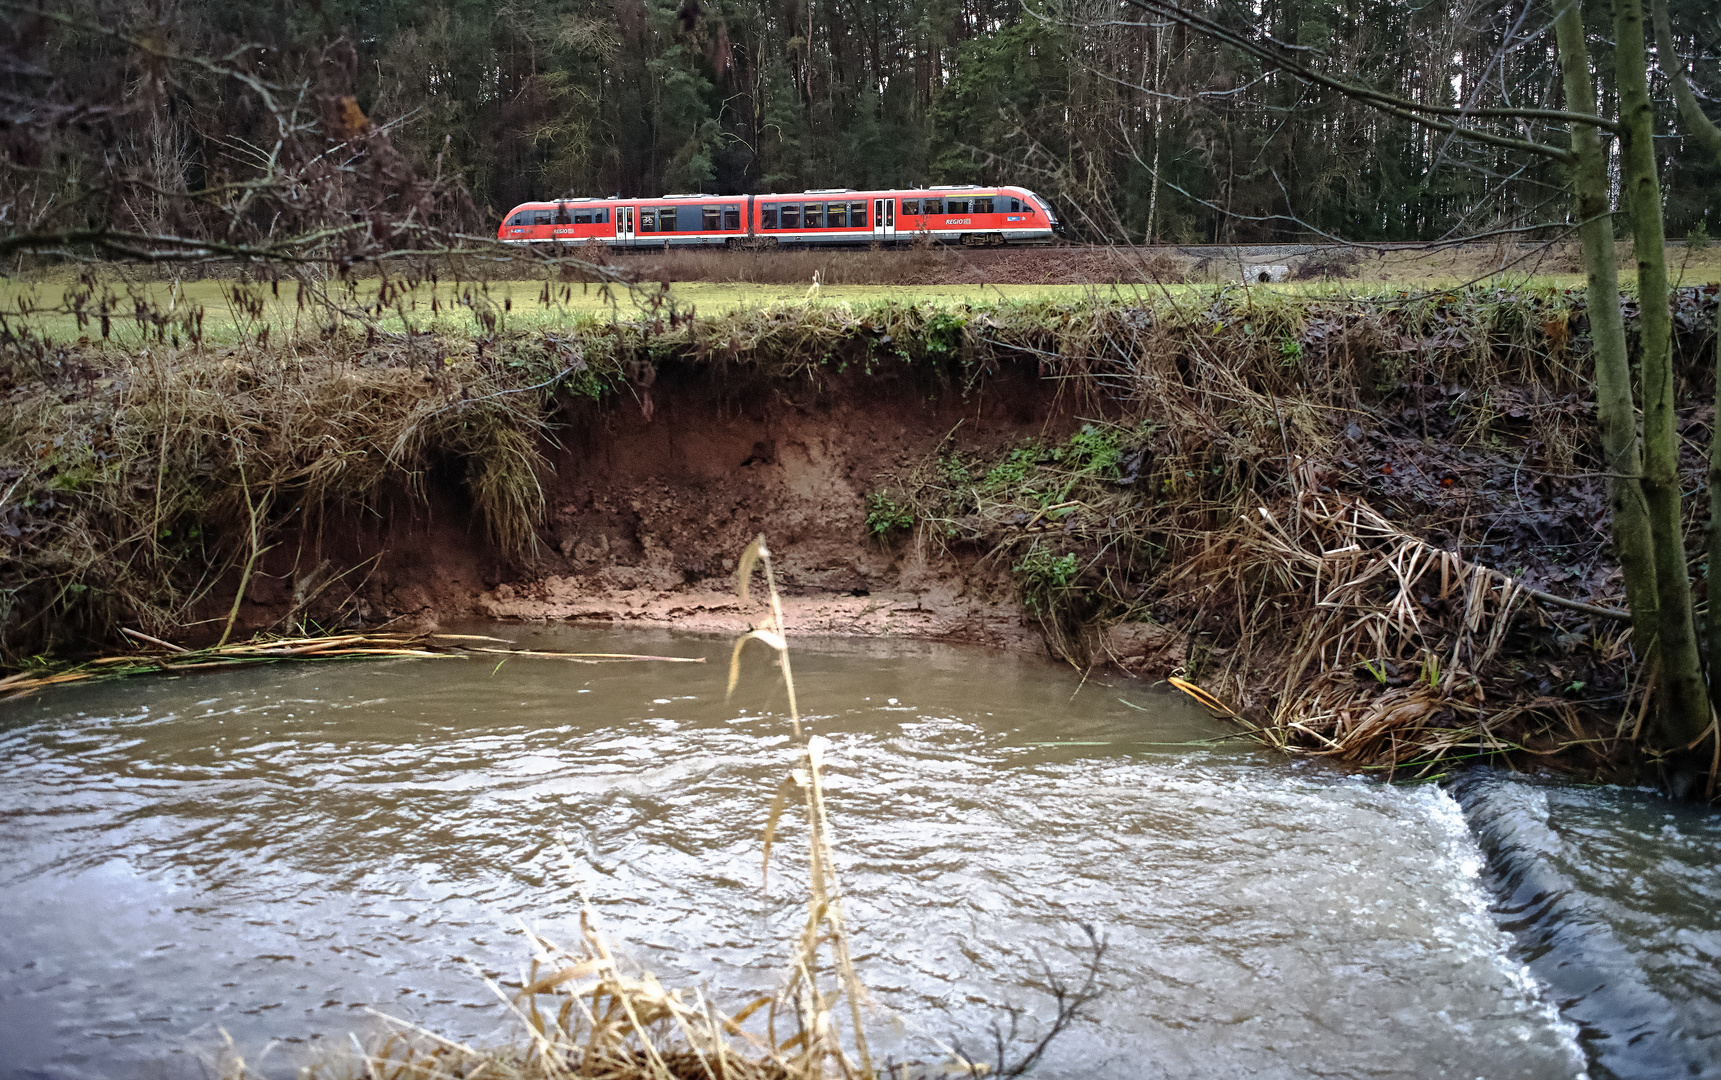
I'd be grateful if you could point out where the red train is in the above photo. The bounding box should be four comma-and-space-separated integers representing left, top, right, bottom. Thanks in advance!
496, 185, 1060, 248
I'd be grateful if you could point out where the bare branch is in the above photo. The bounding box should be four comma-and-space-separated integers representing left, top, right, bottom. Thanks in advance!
1652, 0, 1721, 165
1098, 0, 1599, 160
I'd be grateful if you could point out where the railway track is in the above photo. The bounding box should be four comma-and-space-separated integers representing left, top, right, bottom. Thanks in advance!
605, 239, 1581, 259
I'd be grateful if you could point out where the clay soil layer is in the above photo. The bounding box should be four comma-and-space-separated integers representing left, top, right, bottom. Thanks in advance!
343, 364, 1074, 653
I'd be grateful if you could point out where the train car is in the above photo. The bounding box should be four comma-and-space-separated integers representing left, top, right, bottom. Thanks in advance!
497, 185, 1059, 248
498, 194, 745, 248
752, 189, 878, 245
624, 194, 747, 246
753, 185, 1057, 246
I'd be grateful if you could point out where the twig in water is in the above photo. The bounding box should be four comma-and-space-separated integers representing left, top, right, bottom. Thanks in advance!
951, 923, 1109, 1079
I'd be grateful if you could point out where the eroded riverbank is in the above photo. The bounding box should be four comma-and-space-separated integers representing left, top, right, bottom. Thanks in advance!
5, 289, 1721, 784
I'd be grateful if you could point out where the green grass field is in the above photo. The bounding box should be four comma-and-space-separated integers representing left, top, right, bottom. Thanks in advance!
0, 276, 1152, 347
2, 252, 1713, 348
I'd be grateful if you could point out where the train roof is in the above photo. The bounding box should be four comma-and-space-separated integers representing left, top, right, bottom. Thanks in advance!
753, 186, 1010, 197
504, 184, 1033, 212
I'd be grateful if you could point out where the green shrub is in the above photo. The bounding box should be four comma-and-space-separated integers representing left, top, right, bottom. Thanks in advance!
922, 311, 967, 359
1059, 423, 1122, 475
937, 454, 972, 487
864, 490, 916, 535
981, 445, 1044, 494
1013, 548, 1081, 594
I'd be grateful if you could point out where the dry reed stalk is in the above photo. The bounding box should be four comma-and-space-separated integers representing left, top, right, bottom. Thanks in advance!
335, 908, 795, 1080
294, 537, 887, 1080
729, 535, 872, 1080
0, 631, 706, 701
1176, 460, 1603, 773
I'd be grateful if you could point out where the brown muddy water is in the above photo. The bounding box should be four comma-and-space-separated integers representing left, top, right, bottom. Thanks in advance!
0, 627, 1714, 1080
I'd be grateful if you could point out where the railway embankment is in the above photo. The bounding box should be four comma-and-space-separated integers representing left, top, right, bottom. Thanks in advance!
4, 284, 1718, 782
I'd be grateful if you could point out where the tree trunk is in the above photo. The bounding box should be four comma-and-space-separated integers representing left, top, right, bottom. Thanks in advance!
1146, 22, 1163, 245
1615, 0, 1713, 753
1651, 0, 1721, 699
1710, 327, 1721, 696
1553, 3, 1660, 648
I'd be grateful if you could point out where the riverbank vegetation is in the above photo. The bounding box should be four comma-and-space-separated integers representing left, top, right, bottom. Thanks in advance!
859, 285, 1720, 787
5, 285, 1718, 792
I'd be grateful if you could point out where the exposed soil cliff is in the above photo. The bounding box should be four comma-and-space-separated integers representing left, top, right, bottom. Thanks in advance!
238, 360, 1082, 655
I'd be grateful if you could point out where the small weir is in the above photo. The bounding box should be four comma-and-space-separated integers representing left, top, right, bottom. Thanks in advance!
1452, 772, 1721, 1078
0, 626, 1712, 1078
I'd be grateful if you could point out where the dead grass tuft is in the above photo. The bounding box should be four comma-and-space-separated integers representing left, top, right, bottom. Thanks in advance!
866, 283, 1718, 777
0, 329, 598, 659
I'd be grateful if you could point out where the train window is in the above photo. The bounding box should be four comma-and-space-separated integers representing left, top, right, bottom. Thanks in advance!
508, 213, 526, 226
781, 204, 800, 229
638, 208, 656, 232
703, 206, 721, 231
1009, 198, 1022, 212
945, 199, 969, 214
596, 208, 609, 224
973, 197, 993, 214
572, 210, 591, 224
826, 203, 847, 228
850, 202, 867, 227
901, 200, 919, 215
800, 203, 820, 228
533, 211, 552, 225
555, 207, 572, 224
761, 204, 778, 229
922, 198, 942, 214
723, 205, 741, 230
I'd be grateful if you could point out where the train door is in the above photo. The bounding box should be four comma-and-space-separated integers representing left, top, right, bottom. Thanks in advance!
873, 198, 896, 241
615, 206, 635, 247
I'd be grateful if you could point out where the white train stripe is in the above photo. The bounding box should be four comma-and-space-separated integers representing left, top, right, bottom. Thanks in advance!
504, 227, 1056, 246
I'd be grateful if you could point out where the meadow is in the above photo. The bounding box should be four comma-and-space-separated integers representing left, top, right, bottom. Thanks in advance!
5, 241, 1714, 348
0, 274, 1144, 348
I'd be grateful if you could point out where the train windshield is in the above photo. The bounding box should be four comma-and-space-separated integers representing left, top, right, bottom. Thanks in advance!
1025, 191, 1059, 224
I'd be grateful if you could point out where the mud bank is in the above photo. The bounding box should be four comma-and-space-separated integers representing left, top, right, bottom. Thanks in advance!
259, 360, 1082, 655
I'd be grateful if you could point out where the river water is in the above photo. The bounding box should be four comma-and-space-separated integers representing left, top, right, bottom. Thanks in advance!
0, 626, 1714, 1079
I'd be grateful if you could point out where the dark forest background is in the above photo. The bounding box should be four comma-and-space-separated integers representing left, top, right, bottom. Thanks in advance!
6, 0, 1719, 245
